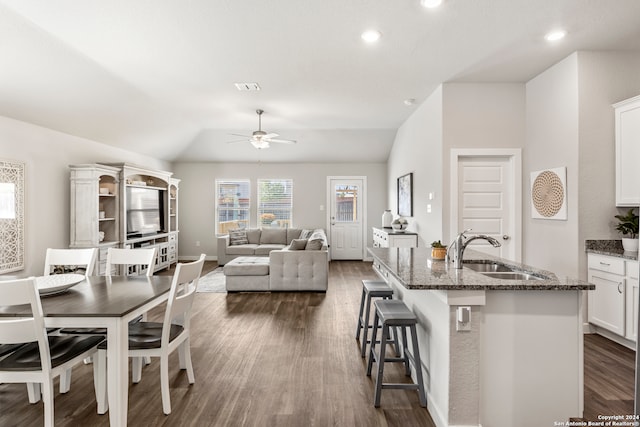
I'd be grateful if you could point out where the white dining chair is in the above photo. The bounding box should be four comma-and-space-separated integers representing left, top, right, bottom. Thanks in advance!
95, 254, 205, 415
0, 277, 104, 427
43, 248, 98, 277
105, 247, 157, 277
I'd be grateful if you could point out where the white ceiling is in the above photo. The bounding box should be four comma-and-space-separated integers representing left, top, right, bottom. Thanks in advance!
0, 0, 639, 163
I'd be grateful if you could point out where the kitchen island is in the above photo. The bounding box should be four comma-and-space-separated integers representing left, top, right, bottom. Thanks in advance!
368, 247, 594, 427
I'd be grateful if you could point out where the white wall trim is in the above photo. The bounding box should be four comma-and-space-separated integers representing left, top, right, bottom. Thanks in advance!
326, 176, 368, 260
450, 148, 522, 262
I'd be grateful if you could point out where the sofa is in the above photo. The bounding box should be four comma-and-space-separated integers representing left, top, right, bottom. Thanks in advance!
218, 228, 329, 292
217, 228, 327, 265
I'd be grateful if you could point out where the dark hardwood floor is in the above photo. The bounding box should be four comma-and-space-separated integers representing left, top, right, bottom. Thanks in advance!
0, 260, 635, 426
0, 261, 435, 426
581, 333, 635, 421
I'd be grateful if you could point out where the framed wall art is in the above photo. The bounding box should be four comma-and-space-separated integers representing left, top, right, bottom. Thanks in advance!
0, 159, 25, 273
397, 172, 413, 217
530, 166, 567, 220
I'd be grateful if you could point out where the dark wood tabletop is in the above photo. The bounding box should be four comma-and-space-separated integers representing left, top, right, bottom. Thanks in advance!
0, 275, 173, 317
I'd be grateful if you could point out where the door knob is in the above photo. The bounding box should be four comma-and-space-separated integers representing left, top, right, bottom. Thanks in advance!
502, 235, 510, 240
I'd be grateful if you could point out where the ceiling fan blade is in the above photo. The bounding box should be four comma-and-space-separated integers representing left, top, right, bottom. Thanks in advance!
263, 132, 279, 139
268, 138, 297, 144
226, 139, 249, 144
229, 133, 251, 138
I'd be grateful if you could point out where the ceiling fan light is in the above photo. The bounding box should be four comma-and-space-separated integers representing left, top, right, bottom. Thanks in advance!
251, 139, 270, 149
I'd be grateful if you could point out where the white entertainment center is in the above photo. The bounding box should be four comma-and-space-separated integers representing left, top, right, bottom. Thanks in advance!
69, 163, 179, 275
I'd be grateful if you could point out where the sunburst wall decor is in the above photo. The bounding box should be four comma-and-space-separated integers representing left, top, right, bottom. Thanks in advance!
530, 167, 567, 220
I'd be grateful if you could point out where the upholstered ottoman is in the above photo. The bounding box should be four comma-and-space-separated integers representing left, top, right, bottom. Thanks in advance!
223, 256, 270, 292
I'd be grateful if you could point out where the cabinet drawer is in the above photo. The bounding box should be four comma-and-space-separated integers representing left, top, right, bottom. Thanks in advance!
588, 254, 625, 275
169, 234, 176, 242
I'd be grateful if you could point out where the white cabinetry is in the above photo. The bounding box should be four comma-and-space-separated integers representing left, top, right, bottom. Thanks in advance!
70, 164, 121, 274
168, 178, 179, 266
587, 253, 640, 343
614, 94, 640, 206
372, 227, 418, 248
625, 260, 639, 341
70, 163, 179, 274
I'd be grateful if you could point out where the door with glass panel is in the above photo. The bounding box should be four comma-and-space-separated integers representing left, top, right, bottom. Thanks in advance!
328, 178, 364, 260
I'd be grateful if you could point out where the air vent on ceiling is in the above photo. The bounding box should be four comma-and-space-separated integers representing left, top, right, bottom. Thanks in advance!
234, 82, 261, 91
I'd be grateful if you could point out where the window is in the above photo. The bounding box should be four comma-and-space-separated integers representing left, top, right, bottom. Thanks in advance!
215, 180, 250, 234
258, 179, 293, 228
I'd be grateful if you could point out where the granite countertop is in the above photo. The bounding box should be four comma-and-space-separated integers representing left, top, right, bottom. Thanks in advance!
585, 239, 638, 260
368, 247, 594, 291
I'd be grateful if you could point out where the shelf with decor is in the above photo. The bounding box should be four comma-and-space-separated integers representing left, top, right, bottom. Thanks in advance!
168, 178, 180, 266
70, 163, 179, 274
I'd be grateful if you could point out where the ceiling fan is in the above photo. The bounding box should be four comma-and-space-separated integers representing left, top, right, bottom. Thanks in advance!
227, 109, 297, 149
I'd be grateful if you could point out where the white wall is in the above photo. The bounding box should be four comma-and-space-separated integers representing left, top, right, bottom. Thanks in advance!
577, 51, 640, 278
173, 162, 387, 260
524, 51, 640, 279
0, 115, 170, 277
524, 54, 580, 277
387, 83, 526, 248
442, 83, 525, 242
387, 86, 444, 247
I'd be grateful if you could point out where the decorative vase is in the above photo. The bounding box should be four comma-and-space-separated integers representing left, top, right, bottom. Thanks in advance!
382, 210, 393, 228
431, 247, 447, 260
622, 237, 639, 252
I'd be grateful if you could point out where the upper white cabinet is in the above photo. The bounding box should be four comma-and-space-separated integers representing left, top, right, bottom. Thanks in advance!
614, 94, 640, 206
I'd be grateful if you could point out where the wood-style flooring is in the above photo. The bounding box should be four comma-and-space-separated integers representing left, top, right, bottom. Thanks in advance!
581, 333, 635, 421
0, 261, 434, 426
0, 260, 635, 426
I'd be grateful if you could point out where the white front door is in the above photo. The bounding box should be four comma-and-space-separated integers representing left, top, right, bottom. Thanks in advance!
451, 150, 522, 261
328, 177, 365, 260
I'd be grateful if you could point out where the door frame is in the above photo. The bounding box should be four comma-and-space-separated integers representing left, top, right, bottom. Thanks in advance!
450, 148, 522, 262
326, 176, 368, 261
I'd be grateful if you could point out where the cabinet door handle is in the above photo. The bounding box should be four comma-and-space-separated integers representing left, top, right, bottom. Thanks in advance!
618, 283, 624, 294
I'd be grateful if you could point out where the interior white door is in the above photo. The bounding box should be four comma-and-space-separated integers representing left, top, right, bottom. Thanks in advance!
457, 156, 516, 260
329, 178, 363, 260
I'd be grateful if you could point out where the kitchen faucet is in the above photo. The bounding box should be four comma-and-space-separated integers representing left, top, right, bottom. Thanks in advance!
446, 229, 502, 269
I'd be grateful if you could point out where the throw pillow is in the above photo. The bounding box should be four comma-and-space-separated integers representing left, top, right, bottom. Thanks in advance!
289, 239, 308, 250
305, 238, 323, 250
229, 229, 249, 246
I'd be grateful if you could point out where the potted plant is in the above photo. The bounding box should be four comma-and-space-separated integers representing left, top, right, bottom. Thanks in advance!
615, 208, 639, 252
431, 240, 447, 260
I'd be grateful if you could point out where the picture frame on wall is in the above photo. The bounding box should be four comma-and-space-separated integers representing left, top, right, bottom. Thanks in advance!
397, 172, 413, 217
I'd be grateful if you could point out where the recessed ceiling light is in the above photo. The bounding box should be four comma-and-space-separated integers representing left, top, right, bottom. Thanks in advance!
544, 30, 566, 42
361, 30, 382, 43
404, 98, 416, 106
421, 0, 443, 8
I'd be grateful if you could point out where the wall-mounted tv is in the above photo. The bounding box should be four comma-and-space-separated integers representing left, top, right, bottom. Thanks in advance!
126, 187, 165, 237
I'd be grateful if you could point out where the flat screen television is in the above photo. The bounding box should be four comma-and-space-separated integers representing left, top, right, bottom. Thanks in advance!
126, 187, 164, 237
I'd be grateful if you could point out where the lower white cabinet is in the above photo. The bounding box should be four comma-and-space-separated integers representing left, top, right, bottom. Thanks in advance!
372, 227, 418, 248
587, 253, 639, 342
625, 260, 639, 341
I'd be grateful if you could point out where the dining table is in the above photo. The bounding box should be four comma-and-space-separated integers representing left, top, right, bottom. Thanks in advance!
0, 274, 174, 427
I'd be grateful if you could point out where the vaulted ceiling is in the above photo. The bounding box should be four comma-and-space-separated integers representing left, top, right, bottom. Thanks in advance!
1, 0, 639, 163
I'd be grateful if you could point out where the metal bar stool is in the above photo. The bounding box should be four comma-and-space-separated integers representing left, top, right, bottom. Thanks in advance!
356, 280, 394, 358
366, 299, 427, 408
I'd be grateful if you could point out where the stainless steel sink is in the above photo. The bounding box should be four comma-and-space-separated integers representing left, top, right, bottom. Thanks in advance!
463, 260, 548, 280
480, 272, 546, 281
463, 261, 515, 273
